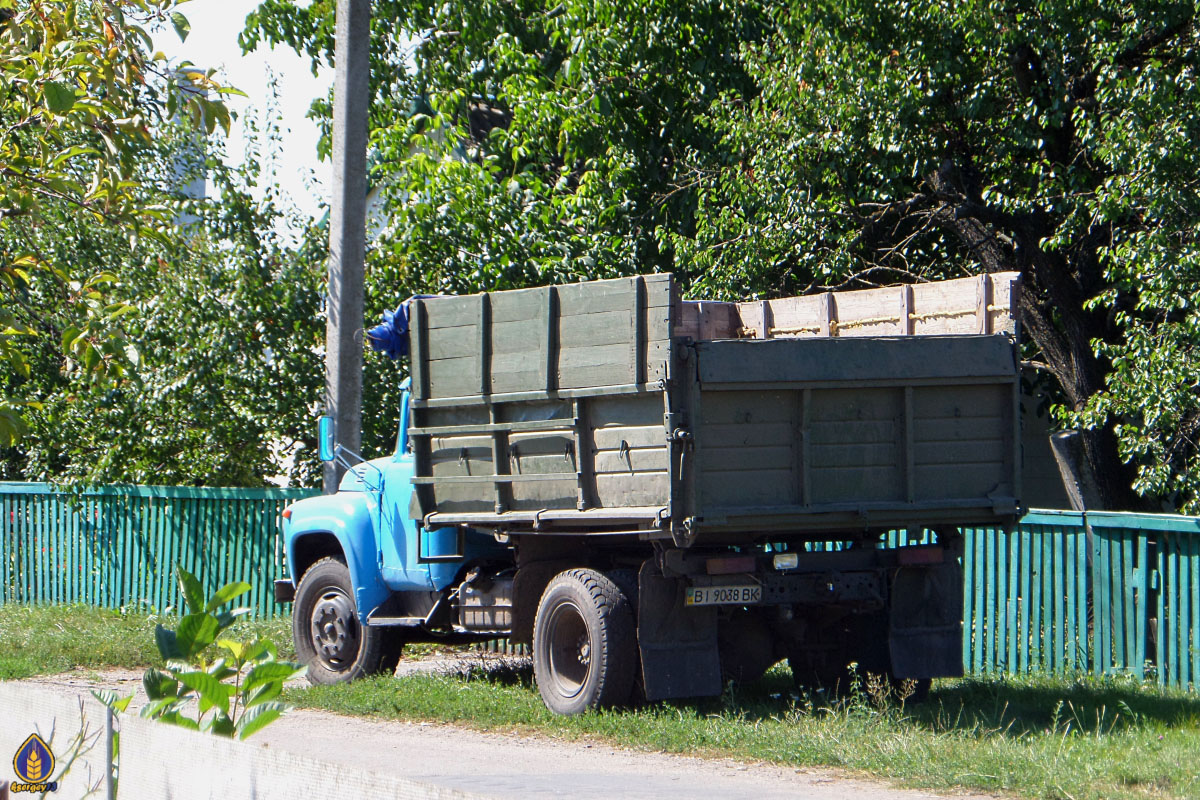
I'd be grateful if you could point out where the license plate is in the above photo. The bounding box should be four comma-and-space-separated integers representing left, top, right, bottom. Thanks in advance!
685, 584, 762, 606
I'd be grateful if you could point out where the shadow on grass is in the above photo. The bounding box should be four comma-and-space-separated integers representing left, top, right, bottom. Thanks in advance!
419, 649, 1200, 738
705, 667, 1200, 736
917, 673, 1200, 735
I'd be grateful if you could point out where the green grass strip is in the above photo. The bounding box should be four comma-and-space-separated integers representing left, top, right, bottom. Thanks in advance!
2, 605, 1198, 799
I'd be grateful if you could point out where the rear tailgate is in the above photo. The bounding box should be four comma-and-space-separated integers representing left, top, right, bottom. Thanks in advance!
683, 335, 1020, 537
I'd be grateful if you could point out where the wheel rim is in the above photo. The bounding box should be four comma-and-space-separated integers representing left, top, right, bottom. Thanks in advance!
310, 586, 359, 670
544, 600, 591, 699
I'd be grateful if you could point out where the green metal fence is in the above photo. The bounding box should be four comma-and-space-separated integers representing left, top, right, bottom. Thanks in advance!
2, 483, 1199, 688
0, 483, 317, 617
962, 509, 1200, 689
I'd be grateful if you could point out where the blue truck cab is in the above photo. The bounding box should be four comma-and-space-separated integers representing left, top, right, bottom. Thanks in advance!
276, 380, 510, 684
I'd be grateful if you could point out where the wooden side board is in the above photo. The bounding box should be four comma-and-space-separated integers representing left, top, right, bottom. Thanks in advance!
413, 273, 673, 402
673, 272, 1021, 341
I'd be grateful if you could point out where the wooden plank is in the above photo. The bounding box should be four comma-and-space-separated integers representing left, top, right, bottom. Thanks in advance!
489, 405, 509, 512
595, 449, 670, 473
985, 527, 997, 672
962, 527, 976, 671
900, 285, 914, 335
594, 472, 670, 507
732, 272, 1019, 339
696, 337, 1018, 386
423, 294, 488, 328
1030, 526, 1042, 670
1134, 533, 1147, 679
544, 286, 559, 393
633, 275, 647, 384
1054, 529, 1066, 671
828, 289, 899, 338
1008, 527, 1020, 671
1066, 529, 1078, 669
1170, 534, 1182, 684
556, 309, 634, 349
1076, 525, 1090, 669
411, 300, 429, 400
976, 274, 992, 335
572, 399, 592, 511
478, 293, 491, 396
1185, 534, 1195, 686
809, 442, 898, 469
904, 386, 914, 503
425, 323, 478, 361
695, 445, 792, 472
1154, 537, 1165, 684
1095, 530, 1110, 675
427, 356, 483, 398
819, 293, 835, 337
1113, 535, 1129, 671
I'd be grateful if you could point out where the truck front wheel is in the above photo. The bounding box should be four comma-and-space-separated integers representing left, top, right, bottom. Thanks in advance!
533, 568, 636, 715
293, 556, 403, 685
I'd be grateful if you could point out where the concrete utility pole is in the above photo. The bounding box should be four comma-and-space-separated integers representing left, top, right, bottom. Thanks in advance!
324, 0, 372, 492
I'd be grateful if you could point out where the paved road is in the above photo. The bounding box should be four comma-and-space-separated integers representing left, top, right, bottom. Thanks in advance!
19, 665, 1001, 800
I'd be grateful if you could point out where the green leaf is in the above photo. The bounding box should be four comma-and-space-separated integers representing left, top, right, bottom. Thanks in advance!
156, 711, 201, 731
202, 712, 236, 737
177, 567, 204, 613
242, 679, 282, 709
91, 689, 133, 714
176, 670, 232, 716
175, 612, 219, 657
171, 11, 191, 42
217, 639, 244, 661
142, 667, 179, 700
43, 81, 76, 114
214, 607, 251, 630
235, 701, 288, 740
154, 624, 183, 660
205, 580, 251, 612
242, 661, 304, 695
140, 697, 182, 719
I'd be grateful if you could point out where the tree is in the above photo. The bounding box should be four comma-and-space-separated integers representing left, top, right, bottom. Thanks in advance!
246, 0, 1200, 511
243, 0, 763, 289
1, 104, 327, 487
0, 0, 237, 444
243, 0, 764, 459
673, 0, 1199, 510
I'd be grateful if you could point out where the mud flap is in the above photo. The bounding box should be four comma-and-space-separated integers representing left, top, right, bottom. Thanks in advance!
637, 561, 722, 701
888, 562, 965, 679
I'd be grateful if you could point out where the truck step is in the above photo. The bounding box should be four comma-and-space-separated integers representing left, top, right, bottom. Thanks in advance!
366, 616, 425, 628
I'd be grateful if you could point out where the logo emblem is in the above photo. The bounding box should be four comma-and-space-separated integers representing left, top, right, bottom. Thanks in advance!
12, 733, 57, 793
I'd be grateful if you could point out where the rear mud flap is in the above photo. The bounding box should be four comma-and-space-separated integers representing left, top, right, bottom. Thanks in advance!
888, 562, 965, 679
637, 561, 722, 701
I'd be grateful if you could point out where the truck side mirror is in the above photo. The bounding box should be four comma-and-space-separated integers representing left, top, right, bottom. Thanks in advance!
318, 416, 336, 462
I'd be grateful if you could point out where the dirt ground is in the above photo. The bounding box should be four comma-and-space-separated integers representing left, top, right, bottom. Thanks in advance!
18, 656, 1003, 800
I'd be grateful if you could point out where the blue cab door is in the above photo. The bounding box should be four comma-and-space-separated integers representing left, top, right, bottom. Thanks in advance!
378, 387, 505, 592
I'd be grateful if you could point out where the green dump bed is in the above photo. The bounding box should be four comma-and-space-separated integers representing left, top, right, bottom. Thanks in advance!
407, 274, 1021, 544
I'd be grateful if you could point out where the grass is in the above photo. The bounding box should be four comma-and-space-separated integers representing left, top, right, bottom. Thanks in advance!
0, 604, 292, 679
288, 661, 1200, 800
3, 604, 1198, 799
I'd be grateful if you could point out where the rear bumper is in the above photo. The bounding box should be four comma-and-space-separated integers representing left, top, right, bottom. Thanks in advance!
274, 579, 296, 604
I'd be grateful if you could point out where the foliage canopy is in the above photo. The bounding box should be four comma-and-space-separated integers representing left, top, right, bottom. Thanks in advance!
0, 0, 238, 444
246, 0, 1200, 509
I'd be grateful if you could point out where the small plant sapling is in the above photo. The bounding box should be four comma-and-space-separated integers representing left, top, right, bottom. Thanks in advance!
96, 566, 305, 740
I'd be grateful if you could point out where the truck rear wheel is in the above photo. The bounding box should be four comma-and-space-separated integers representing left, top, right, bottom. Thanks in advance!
533, 568, 636, 715
293, 556, 403, 685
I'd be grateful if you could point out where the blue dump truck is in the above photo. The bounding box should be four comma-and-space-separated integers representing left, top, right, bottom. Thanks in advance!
276, 272, 1023, 714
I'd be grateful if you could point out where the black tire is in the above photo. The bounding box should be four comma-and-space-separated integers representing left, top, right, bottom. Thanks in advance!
533, 568, 636, 715
292, 556, 404, 685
